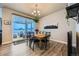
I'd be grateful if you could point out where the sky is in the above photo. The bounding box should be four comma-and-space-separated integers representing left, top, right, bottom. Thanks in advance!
13, 15, 36, 33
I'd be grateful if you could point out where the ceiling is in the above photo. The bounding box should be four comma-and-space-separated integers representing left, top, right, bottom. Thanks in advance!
0, 3, 67, 18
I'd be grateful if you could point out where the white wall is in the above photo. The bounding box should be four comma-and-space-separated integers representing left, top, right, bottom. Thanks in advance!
68, 19, 76, 47
39, 9, 68, 44
0, 8, 2, 30
0, 8, 2, 18
39, 9, 76, 46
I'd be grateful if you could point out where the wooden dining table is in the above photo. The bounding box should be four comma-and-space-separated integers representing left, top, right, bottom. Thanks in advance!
34, 34, 46, 49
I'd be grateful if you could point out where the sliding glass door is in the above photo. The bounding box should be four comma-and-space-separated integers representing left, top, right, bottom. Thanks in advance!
12, 15, 36, 41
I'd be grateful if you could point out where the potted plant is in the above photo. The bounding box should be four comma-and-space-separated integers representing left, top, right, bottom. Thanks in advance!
33, 16, 40, 23
35, 29, 39, 34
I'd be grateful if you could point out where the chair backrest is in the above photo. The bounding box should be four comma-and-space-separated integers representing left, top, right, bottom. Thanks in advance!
19, 31, 24, 37
48, 32, 51, 36
39, 31, 41, 34
31, 32, 35, 37
42, 35, 49, 41
13, 33, 17, 38
26, 32, 35, 38
45, 32, 51, 40
42, 31, 44, 34
45, 32, 51, 36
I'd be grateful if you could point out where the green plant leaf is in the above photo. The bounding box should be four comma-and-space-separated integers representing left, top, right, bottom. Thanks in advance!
33, 16, 39, 23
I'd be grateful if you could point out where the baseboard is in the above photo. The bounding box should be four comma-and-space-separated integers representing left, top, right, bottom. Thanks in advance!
13, 38, 26, 42
51, 39, 67, 45
2, 41, 12, 45
51, 39, 77, 48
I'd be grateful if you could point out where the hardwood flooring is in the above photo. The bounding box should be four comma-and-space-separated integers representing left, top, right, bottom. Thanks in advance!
0, 41, 67, 56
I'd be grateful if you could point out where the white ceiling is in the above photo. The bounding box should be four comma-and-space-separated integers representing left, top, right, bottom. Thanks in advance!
1, 3, 67, 18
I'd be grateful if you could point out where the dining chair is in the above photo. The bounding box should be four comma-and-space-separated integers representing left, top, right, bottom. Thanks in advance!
39, 31, 42, 34
25, 32, 30, 45
42, 31, 45, 34
26, 32, 33, 45
28, 32, 35, 47
45, 32, 51, 36
41, 34, 51, 50
30, 36, 40, 51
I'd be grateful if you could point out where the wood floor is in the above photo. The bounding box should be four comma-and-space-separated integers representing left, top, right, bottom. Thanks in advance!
0, 41, 67, 56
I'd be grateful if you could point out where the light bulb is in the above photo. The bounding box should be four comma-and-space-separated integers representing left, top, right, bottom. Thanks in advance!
38, 14, 40, 15
37, 10, 40, 13
33, 10, 36, 13
32, 12, 34, 14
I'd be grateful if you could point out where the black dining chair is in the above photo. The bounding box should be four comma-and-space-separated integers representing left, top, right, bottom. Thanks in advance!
42, 31, 45, 34
45, 32, 51, 36
26, 32, 31, 45
29, 36, 40, 51
28, 32, 35, 47
41, 34, 51, 50
26, 32, 34, 45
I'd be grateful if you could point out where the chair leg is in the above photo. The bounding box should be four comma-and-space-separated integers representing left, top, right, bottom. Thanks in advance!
33, 42, 34, 51
29, 40, 32, 48
37, 42, 39, 47
26, 38, 28, 45
29, 40, 31, 48
27, 40, 28, 45
49, 42, 50, 48
45, 42, 48, 50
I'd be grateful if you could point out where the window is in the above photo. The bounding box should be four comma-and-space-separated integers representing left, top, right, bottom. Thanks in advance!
12, 15, 36, 39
